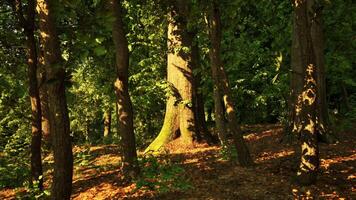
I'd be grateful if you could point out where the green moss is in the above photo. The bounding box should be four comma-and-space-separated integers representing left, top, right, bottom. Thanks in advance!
144, 102, 177, 154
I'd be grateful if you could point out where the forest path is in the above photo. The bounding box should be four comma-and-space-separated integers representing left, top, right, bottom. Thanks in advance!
1, 125, 354, 199
70, 124, 355, 199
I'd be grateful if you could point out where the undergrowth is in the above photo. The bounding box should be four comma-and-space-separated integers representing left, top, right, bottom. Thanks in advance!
135, 155, 193, 193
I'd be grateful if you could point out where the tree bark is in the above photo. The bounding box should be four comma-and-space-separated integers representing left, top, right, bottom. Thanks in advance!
9, 0, 43, 189
38, 48, 52, 148
309, 0, 335, 143
208, 1, 253, 167
287, 10, 305, 139
145, 0, 196, 153
287, 0, 335, 143
191, 37, 217, 145
103, 109, 112, 138
293, 0, 319, 185
36, 0, 73, 198
110, 0, 140, 178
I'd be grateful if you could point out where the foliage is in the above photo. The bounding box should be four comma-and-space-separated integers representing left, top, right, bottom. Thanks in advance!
135, 155, 192, 193
219, 144, 238, 162
15, 178, 51, 200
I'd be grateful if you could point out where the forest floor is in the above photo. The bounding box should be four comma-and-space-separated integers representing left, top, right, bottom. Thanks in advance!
1, 124, 355, 199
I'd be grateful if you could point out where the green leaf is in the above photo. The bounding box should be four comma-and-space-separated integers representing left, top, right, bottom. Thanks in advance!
94, 46, 107, 56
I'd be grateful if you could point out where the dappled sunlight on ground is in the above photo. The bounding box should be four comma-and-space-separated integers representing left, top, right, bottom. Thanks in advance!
0, 124, 354, 199
321, 151, 356, 169
256, 149, 295, 162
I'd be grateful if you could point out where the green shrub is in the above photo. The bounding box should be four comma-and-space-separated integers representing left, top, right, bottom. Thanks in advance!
135, 155, 192, 193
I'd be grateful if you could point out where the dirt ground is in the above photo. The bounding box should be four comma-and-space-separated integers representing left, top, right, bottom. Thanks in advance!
1, 124, 355, 199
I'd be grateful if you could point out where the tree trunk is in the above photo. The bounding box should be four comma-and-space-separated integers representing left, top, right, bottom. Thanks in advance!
36, 0, 73, 198
208, 1, 253, 167
103, 109, 112, 138
110, 0, 140, 178
287, 0, 335, 143
341, 81, 350, 111
309, 0, 335, 143
191, 37, 217, 145
38, 49, 51, 148
212, 83, 228, 147
191, 41, 202, 142
145, 1, 196, 153
287, 11, 305, 139
9, 0, 43, 189
293, 0, 319, 185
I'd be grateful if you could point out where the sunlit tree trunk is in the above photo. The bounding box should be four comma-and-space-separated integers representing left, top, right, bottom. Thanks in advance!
103, 109, 111, 138
208, 1, 253, 166
9, 0, 43, 189
212, 83, 228, 147
110, 0, 140, 178
145, 0, 196, 153
36, 0, 73, 198
288, 0, 335, 143
293, 0, 319, 185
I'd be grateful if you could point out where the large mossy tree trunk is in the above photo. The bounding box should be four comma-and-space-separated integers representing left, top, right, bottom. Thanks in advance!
145, 0, 196, 153
287, 0, 335, 143
293, 0, 319, 185
9, 0, 43, 189
36, 0, 73, 198
110, 0, 140, 178
208, 1, 253, 167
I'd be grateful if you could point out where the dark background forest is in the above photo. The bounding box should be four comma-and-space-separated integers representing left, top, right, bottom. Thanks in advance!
0, 0, 355, 199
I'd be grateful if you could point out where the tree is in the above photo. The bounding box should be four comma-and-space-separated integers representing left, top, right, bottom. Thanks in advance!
103, 109, 111, 138
36, 0, 73, 198
7, 0, 43, 189
191, 40, 217, 144
309, 0, 335, 143
288, 0, 335, 143
292, 0, 319, 185
145, 0, 196, 153
109, 0, 140, 178
38, 48, 52, 148
208, 1, 253, 167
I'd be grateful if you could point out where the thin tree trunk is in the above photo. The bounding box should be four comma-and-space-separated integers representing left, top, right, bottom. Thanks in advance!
196, 83, 217, 144
293, 0, 319, 185
212, 83, 228, 147
191, 37, 217, 144
208, 1, 253, 167
341, 81, 350, 111
191, 40, 202, 142
145, 1, 196, 153
103, 109, 112, 138
110, 0, 139, 178
9, 0, 43, 189
36, 0, 73, 198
